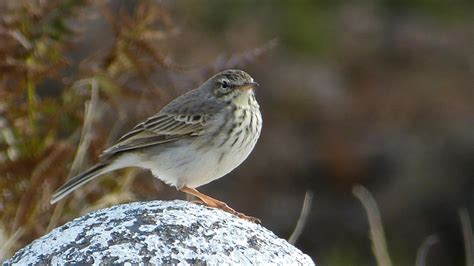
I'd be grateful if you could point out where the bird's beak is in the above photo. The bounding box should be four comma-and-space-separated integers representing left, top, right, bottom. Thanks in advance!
238, 81, 259, 91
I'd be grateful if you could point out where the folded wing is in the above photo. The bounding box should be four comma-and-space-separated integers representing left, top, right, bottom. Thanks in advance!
101, 113, 206, 158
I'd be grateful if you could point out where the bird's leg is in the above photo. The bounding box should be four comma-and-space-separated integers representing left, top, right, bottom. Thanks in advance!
180, 187, 234, 212
180, 186, 260, 223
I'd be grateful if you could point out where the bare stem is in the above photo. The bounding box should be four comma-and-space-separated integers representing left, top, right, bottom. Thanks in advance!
415, 234, 438, 266
0, 227, 24, 261
353, 185, 392, 266
459, 208, 473, 266
288, 190, 314, 245
47, 78, 99, 231
68, 78, 99, 177
26, 69, 37, 150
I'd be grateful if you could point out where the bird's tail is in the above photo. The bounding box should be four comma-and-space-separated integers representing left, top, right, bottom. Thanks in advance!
50, 163, 110, 204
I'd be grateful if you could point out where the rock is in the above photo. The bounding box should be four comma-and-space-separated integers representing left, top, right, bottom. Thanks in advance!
5, 200, 315, 265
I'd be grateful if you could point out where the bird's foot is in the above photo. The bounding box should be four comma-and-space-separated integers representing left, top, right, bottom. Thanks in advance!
182, 186, 261, 223
192, 199, 260, 223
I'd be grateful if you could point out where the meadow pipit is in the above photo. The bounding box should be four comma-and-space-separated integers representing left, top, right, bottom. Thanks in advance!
51, 69, 262, 222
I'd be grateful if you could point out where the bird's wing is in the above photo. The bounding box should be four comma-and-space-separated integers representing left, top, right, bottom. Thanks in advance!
101, 113, 207, 158
101, 87, 226, 158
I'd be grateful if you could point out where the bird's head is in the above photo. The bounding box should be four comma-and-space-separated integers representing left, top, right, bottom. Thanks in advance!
206, 69, 259, 104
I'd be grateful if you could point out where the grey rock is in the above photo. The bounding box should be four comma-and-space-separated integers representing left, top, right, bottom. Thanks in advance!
5, 200, 315, 265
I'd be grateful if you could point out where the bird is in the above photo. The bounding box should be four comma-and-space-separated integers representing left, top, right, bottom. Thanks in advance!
50, 69, 262, 222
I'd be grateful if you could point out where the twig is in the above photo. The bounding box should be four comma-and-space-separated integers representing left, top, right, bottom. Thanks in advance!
459, 208, 473, 266
415, 234, 438, 266
211, 38, 278, 72
353, 185, 393, 266
0, 227, 24, 261
13, 143, 69, 231
288, 190, 314, 245
69, 78, 99, 177
47, 79, 99, 231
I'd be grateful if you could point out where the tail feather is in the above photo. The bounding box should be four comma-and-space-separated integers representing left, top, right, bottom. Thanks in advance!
50, 163, 109, 204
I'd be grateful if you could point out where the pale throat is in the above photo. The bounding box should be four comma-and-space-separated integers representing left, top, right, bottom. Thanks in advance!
232, 89, 257, 108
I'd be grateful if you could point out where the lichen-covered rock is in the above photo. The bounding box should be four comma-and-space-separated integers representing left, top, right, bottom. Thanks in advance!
5, 200, 314, 265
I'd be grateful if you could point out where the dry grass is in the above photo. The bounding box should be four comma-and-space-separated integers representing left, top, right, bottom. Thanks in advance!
354, 186, 474, 266
353, 185, 393, 266
415, 234, 439, 266
459, 208, 473, 266
288, 190, 314, 245
0, 0, 176, 257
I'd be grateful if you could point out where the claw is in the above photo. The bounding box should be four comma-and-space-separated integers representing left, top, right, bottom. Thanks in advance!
182, 186, 261, 223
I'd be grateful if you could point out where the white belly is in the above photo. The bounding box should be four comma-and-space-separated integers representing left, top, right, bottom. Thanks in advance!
136, 108, 262, 189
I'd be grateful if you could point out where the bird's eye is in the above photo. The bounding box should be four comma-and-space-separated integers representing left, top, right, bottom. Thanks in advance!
221, 80, 230, 89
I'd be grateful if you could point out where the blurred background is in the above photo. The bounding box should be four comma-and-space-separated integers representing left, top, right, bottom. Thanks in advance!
0, 0, 473, 265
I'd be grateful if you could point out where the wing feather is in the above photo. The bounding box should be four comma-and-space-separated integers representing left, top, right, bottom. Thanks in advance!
101, 87, 225, 158
101, 113, 206, 158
